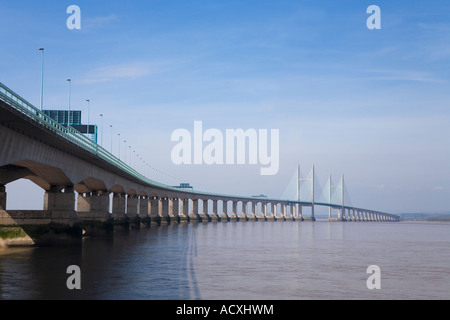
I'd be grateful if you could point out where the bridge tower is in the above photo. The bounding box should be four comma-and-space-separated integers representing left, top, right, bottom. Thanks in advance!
328, 174, 345, 221
297, 164, 315, 221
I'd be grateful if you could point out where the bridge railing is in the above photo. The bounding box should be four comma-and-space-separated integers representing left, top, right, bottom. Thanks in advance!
0, 82, 175, 191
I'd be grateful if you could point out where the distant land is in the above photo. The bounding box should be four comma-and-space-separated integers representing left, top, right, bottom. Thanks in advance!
398, 212, 450, 222
313, 212, 450, 221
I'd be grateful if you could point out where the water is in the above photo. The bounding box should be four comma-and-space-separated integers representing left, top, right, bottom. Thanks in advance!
1, 221, 450, 300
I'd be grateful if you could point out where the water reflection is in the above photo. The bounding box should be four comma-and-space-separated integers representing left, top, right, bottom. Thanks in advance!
1, 221, 450, 300
0, 224, 199, 300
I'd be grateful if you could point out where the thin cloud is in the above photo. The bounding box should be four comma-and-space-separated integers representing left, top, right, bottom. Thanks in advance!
83, 62, 151, 83
83, 14, 119, 30
365, 69, 446, 83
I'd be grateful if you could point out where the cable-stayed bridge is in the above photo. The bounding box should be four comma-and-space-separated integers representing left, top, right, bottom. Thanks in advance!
0, 82, 400, 246
281, 165, 386, 221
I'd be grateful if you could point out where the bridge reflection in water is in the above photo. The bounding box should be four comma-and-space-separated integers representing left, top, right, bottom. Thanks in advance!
0, 82, 399, 246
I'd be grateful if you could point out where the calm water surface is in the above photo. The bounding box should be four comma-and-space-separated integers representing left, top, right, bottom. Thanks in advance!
1, 221, 449, 300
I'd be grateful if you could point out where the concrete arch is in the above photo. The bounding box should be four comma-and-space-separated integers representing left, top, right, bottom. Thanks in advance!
126, 188, 138, 196
10, 160, 73, 191
75, 177, 108, 194
110, 184, 126, 194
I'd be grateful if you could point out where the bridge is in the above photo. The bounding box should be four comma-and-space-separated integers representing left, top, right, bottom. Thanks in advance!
0, 82, 399, 246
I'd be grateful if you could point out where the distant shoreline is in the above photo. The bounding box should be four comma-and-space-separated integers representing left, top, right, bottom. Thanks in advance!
426, 216, 450, 222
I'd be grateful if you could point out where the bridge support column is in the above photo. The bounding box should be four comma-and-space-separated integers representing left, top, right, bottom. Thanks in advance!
241, 202, 249, 221
127, 195, 140, 227
189, 199, 201, 222
76, 191, 112, 235
211, 200, 220, 222
253, 202, 260, 221
77, 191, 110, 219
230, 201, 238, 221
281, 203, 287, 221
170, 198, 180, 224
0, 185, 6, 210
289, 203, 295, 221
199, 199, 210, 222
112, 193, 129, 226
298, 205, 304, 221
44, 186, 75, 211
1, 185, 82, 246
267, 203, 276, 221
248, 202, 257, 221
34, 185, 82, 244
139, 196, 151, 227
150, 197, 161, 225
219, 200, 229, 222
160, 198, 170, 224
262, 202, 268, 221
178, 198, 189, 223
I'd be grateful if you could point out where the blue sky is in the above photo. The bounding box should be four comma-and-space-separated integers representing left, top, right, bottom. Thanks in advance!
1, 0, 450, 213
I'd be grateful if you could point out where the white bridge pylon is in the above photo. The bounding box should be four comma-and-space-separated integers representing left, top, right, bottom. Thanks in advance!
281, 165, 353, 220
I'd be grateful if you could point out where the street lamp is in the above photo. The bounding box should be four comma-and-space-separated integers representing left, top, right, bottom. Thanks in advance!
86, 99, 90, 138
124, 140, 127, 164
110, 125, 113, 153
38, 48, 45, 111
117, 133, 121, 159
99, 114, 104, 146
66, 79, 71, 126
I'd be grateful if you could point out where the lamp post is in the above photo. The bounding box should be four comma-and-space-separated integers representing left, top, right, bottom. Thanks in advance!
124, 140, 127, 164
110, 125, 113, 153
117, 133, 121, 159
99, 114, 104, 146
86, 99, 90, 138
66, 79, 71, 126
38, 48, 45, 111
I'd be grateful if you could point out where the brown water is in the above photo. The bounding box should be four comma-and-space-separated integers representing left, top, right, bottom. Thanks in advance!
1, 221, 449, 300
